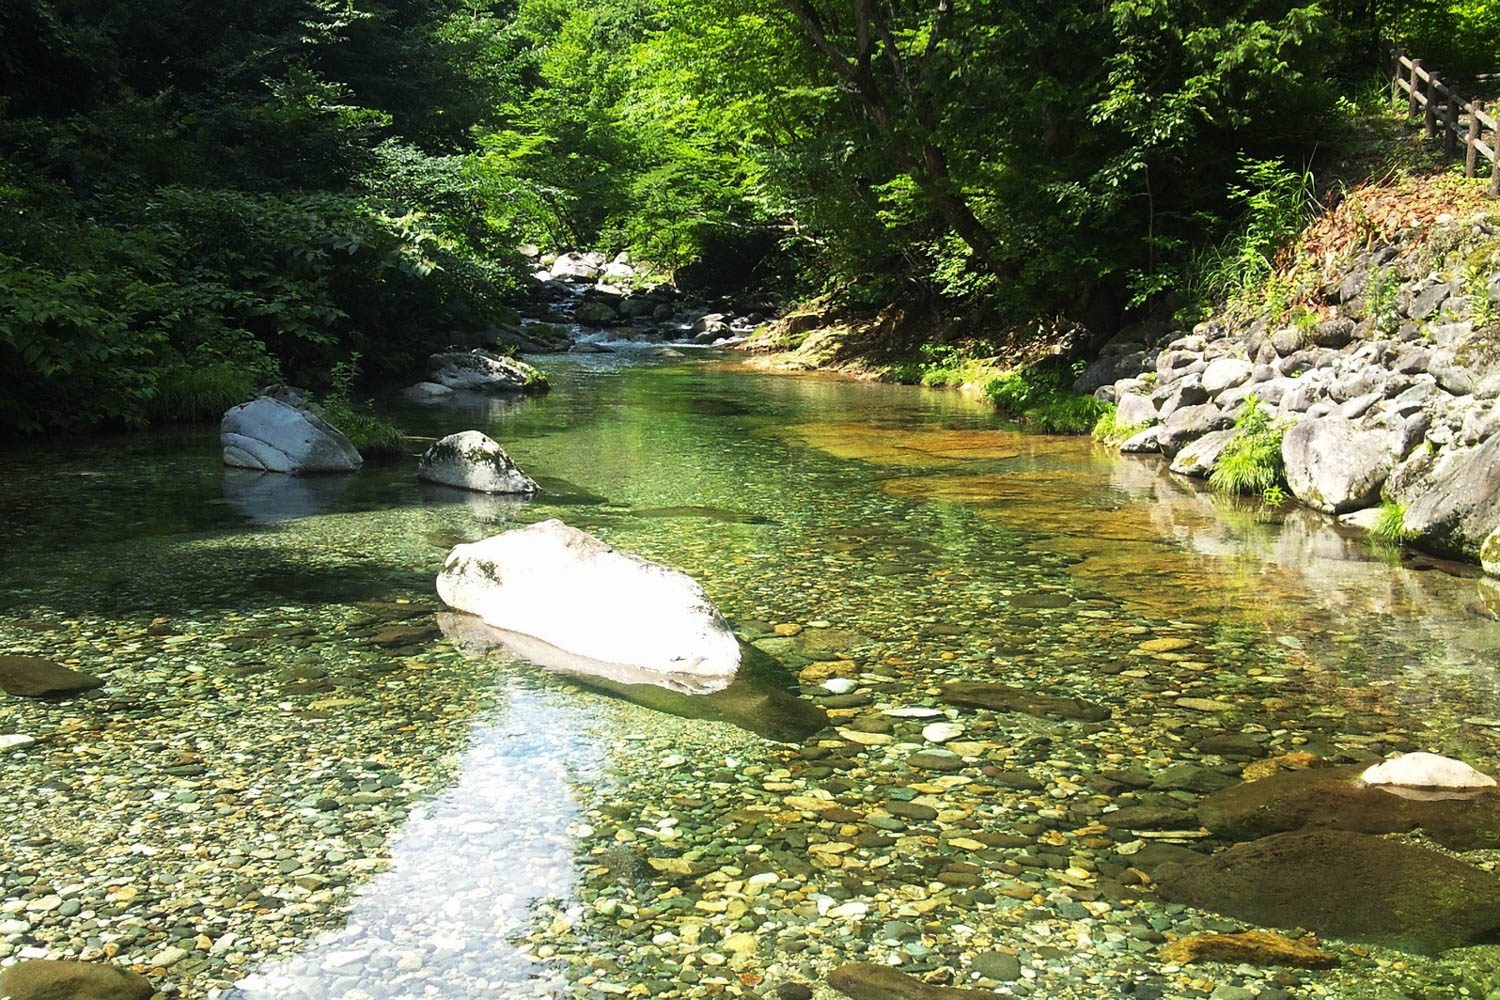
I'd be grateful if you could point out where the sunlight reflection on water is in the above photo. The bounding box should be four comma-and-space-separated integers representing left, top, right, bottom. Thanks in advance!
225, 682, 602, 1000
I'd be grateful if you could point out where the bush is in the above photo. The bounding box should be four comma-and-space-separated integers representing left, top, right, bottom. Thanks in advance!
983, 367, 1113, 434
1209, 396, 1287, 500
318, 354, 407, 459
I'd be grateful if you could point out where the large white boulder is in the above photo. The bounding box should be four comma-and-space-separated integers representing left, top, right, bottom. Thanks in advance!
436, 520, 740, 681
1282, 417, 1397, 513
417, 431, 538, 495
1361, 752, 1497, 790
221, 395, 362, 474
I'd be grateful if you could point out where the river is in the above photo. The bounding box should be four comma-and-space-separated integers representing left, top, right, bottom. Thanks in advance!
3, 350, 1499, 1000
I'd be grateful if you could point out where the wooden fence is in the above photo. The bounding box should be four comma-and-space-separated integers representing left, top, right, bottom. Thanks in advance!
1391, 48, 1499, 196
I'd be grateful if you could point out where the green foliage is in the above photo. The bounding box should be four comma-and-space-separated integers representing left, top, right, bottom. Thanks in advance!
1092, 407, 1151, 446
1367, 266, 1402, 332
1261, 483, 1290, 506
1377, 1, 1500, 80
317, 353, 406, 458
1209, 397, 1287, 498
0, 1, 526, 434
1170, 155, 1323, 310
1372, 500, 1410, 541
983, 367, 1113, 434
885, 343, 996, 388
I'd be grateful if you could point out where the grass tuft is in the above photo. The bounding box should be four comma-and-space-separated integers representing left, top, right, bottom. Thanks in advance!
1209, 396, 1286, 499
1371, 500, 1409, 542
319, 353, 407, 458
1092, 407, 1152, 446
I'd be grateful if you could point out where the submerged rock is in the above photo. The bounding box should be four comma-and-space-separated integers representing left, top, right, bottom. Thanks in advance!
0, 656, 104, 698
0, 960, 153, 1000
401, 381, 455, 401
1198, 763, 1500, 850
426, 348, 550, 394
940, 681, 1109, 722
221, 393, 362, 474
1159, 930, 1339, 968
436, 519, 740, 681
828, 963, 1005, 1000
437, 612, 824, 739
417, 431, 538, 495
1153, 828, 1500, 955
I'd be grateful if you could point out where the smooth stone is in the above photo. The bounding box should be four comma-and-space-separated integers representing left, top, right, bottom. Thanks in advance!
0, 657, 104, 698
907, 750, 965, 772
922, 722, 964, 744
1198, 764, 1500, 850
1361, 751, 1497, 789
436, 519, 739, 682
1281, 417, 1397, 514
1402, 434, 1500, 559
971, 951, 1022, 981
0, 734, 38, 749
400, 380, 454, 400
221, 393, 362, 473
940, 681, 1109, 722
426, 348, 549, 394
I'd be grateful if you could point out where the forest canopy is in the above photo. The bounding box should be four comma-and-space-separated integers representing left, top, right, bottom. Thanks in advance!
1, 0, 1496, 432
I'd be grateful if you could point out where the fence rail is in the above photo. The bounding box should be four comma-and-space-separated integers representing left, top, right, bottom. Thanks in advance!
1391, 48, 1499, 196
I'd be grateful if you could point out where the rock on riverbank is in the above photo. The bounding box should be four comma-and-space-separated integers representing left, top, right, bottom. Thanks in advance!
1083, 210, 1500, 574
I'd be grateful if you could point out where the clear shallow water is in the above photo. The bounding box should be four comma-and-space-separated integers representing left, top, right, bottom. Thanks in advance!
4, 353, 1500, 1000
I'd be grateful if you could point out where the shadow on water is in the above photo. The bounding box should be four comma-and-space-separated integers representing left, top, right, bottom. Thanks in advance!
437, 612, 826, 742
222, 469, 358, 526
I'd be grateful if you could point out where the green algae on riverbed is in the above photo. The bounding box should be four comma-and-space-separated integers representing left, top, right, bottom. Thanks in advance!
4, 355, 1500, 1000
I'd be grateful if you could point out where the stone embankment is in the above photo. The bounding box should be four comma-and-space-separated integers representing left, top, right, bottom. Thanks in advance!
1079, 210, 1500, 575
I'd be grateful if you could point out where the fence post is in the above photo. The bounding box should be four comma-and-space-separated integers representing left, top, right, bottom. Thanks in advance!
1491, 148, 1499, 197
1409, 59, 1421, 118
1392, 48, 1404, 105
1468, 100, 1483, 178
1447, 88, 1460, 157
1425, 72, 1438, 139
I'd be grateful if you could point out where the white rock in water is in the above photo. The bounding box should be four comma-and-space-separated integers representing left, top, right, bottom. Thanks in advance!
221, 395, 362, 473
922, 722, 964, 744
823, 678, 857, 695
0, 734, 37, 750
401, 381, 455, 401
1360, 752, 1497, 789
436, 519, 740, 680
883, 706, 945, 719
417, 431, 538, 495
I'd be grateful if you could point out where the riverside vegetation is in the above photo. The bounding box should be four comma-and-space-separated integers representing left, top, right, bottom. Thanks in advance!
3, 0, 1498, 434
